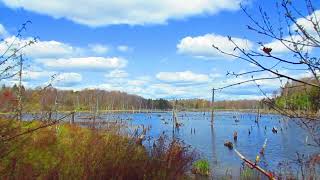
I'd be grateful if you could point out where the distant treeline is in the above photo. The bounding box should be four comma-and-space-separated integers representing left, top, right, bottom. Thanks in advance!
0, 85, 172, 112
172, 99, 210, 110
172, 99, 262, 110
4, 80, 316, 113
0, 85, 268, 112
213, 100, 262, 109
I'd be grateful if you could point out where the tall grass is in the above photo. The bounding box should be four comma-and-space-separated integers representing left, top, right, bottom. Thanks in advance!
192, 160, 210, 176
0, 119, 197, 179
240, 166, 265, 180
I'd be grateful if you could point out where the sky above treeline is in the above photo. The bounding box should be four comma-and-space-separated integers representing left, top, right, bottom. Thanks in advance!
0, 0, 319, 100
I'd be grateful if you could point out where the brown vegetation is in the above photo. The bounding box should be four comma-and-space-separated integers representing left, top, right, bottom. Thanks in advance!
0, 119, 197, 179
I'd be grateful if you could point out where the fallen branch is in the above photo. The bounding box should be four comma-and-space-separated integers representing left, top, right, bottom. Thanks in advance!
234, 149, 276, 180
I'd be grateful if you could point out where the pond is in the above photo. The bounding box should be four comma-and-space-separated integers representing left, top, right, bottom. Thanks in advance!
18, 111, 320, 177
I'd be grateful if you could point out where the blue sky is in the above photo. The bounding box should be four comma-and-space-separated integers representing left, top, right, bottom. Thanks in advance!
0, 0, 318, 100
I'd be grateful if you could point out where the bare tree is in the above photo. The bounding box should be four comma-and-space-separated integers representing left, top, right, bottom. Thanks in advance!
212, 0, 320, 177
0, 21, 37, 82
213, 0, 320, 142
0, 22, 64, 158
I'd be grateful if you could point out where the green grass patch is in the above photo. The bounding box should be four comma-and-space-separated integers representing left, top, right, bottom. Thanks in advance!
192, 159, 210, 176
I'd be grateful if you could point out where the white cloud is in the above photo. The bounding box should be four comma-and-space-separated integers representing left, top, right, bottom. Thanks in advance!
26, 40, 82, 58
262, 39, 289, 54
177, 33, 253, 59
156, 71, 209, 83
127, 79, 148, 86
262, 35, 313, 54
148, 83, 187, 97
0, 24, 8, 37
46, 71, 280, 100
48, 68, 317, 100
0, 36, 83, 59
22, 70, 54, 81
249, 63, 257, 67
105, 69, 128, 78
40, 57, 127, 70
0, 36, 119, 60
262, 10, 320, 54
293, 10, 320, 36
100, 76, 150, 91
117, 45, 131, 52
89, 44, 109, 54
1, 0, 243, 27
209, 73, 222, 79
126, 76, 151, 86
54, 72, 82, 87
97, 82, 187, 99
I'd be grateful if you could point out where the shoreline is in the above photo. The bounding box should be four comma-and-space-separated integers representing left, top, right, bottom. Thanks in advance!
1, 108, 318, 117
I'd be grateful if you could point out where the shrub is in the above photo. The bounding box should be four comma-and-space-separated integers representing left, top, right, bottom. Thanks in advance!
192, 159, 210, 176
0, 119, 196, 179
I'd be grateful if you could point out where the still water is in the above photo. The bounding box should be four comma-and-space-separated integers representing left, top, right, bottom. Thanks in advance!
21, 111, 319, 177
74, 111, 318, 177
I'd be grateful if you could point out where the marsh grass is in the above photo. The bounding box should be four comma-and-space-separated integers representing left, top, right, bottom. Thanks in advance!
0, 119, 197, 179
192, 159, 210, 176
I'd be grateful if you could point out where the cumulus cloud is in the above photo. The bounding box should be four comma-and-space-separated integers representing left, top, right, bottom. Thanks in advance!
89, 44, 109, 54
292, 10, 320, 35
1, 0, 243, 27
127, 79, 148, 86
117, 45, 131, 52
25, 40, 82, 58
22, 70, 54, 81
55, 68, 314, 100
148, 83, 187, 97
54, 72, 82, 87
209, 73, 221, 79
156, 71, 209, 83
97, 82, 187, 99
84, 71, 278, 99
0, 36, 120, 60
105, 69, 128, 78
262, 10, 320, 54
40, 57, 127, 70
0, 24, 8, 37
94, 76, 151, 96
0, 36, 83, 59
177, 33, 253, 59
262, 35, 314, 54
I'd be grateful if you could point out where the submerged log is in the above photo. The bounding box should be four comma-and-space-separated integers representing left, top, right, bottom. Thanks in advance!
234, 149, 276, 179
224, 141, 233, 150
233, 131, 238, 141
272, 127, 278, 133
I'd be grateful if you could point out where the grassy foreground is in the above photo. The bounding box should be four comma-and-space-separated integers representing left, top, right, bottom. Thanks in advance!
0, 119, 197, 179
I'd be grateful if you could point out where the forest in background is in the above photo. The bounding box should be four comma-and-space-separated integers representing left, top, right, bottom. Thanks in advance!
0, 84, 262, 112
0, 85, 172, 112
1, 76, 319, 113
